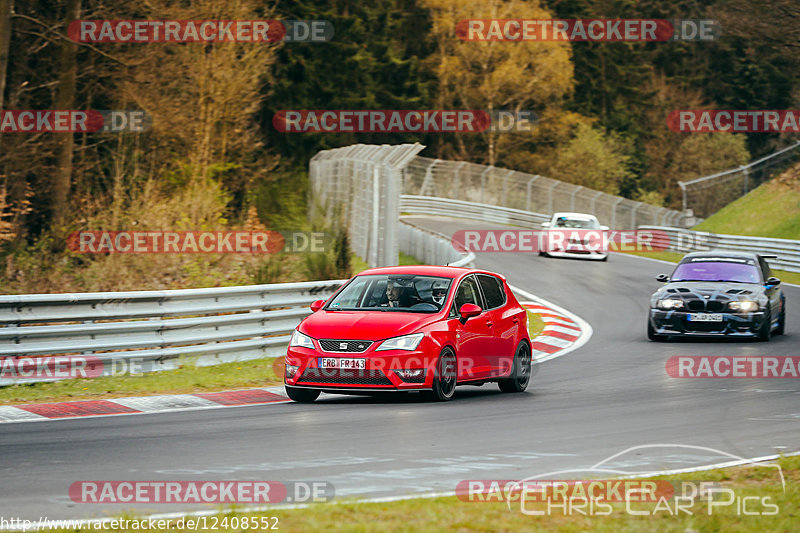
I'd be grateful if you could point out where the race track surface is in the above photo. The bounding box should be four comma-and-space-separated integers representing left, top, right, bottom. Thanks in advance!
1, 216, 798, 520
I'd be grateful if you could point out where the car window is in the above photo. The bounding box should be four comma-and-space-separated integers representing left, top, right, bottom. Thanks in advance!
454, 275, 484, 310
671, 259, 761, 283
477, 274, 506, 309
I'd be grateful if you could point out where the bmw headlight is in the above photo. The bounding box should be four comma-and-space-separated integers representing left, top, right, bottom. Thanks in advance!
289, 330, 315, 349
728, 300, 759, 312
375, 333, 424, 351
656, 298, 684, 310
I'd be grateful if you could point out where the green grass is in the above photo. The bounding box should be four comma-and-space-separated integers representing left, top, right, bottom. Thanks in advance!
693, 180, 800, 240
0, 357, 281, 406
44, 454, 800, 532
527, 309, 545, 337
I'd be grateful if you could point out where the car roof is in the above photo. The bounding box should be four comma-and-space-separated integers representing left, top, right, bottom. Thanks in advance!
357, 265, 505, 281
681, 250, 763, 261
552, 212, 598, 220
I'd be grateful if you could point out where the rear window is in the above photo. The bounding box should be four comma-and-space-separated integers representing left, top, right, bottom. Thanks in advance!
477, 274, 506, 309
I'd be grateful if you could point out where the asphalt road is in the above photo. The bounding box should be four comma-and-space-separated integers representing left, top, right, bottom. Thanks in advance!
1, 215, 798, 520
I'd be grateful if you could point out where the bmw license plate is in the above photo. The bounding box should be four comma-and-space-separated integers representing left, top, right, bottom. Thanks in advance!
318, 358, 366, 369
687, 313, 723, 322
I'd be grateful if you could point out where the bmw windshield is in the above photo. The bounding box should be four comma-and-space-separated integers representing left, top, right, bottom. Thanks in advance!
671, 258, 761, 284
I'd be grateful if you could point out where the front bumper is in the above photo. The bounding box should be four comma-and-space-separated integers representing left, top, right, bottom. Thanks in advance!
284, 346, 436, 391
649, 309, 767, 337
546, 244, 607, 260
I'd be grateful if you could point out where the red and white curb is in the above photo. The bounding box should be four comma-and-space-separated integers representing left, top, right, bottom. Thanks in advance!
0, 287, 590, 424
0, 386, 291, 424
511, 284, 593, 363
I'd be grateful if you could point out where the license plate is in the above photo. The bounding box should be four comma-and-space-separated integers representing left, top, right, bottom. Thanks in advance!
318, 358, 366, 370
688, 313, 723, 322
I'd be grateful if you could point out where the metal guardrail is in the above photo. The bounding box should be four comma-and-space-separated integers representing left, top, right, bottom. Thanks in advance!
640, 226, 800, 273
401, 195, 550, 227
0, 280, 346, 385
399, 219, 475, 268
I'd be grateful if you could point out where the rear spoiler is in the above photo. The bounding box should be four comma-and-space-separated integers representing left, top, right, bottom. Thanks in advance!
761, 254, 778, 259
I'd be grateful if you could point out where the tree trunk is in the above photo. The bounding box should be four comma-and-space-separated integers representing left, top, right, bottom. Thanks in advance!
52, 0, 81, 231
0, 0, 12, 111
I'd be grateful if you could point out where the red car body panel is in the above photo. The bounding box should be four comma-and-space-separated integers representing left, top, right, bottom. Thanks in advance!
284, 265, 530, 393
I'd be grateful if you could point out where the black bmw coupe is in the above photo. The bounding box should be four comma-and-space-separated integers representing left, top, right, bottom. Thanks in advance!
648, 251, 786, 341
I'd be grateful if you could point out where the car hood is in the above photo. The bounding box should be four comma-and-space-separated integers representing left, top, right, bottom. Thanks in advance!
654, 281, 766, 300
299, 310, 443, 341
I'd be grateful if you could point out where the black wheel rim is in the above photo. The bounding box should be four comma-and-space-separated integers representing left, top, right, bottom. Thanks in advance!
439, 353, 456, 396
517, 345, 531, 387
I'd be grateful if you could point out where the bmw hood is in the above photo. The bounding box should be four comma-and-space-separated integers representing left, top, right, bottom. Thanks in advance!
651, 281, 767, 307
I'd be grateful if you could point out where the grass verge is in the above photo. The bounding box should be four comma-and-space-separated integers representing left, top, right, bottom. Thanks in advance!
45, 455, 799, 532
0, 357, 281, 406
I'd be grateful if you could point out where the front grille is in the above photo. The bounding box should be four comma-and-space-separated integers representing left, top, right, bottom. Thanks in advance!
298, 368, 393, 386
707, 301, 725, 312
319, 339, 373, 353
686, 300, 705, 311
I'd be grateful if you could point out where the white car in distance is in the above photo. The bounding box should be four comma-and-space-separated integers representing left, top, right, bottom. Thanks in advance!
539, 212, 609, 261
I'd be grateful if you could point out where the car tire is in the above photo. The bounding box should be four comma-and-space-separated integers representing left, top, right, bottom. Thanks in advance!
757, 310, 772, 342
647, 320, 667, 342
285, 386, 321, 403
428, 348, 457, 402
498, 342, 532, 393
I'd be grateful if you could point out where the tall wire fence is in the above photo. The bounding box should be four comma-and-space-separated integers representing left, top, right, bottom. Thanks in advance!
402, 157, 686, 229
679, 140, 800, 218
309, 143, 425, 267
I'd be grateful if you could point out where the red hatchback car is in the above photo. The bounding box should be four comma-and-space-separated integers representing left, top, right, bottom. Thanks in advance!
284, 266, 532, 402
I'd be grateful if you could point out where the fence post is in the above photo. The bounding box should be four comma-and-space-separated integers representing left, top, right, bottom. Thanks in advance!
526, 176, 539, 212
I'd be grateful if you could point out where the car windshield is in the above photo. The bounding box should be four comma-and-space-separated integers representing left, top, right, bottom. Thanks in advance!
326, 274, 454, 312
671, 259, 761, 283
554, 217, 599, 229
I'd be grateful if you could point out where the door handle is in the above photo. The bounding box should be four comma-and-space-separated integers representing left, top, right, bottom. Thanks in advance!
512, 318, 520, 324
486, 321, 493, 327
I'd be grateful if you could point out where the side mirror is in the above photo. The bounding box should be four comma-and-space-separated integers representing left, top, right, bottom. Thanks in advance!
599, 225, 609, 231
459, 303, 482, 322
540, 222, 550, 228
310, 299, 325, 312
656, 274, 669, 283
766, 277, 781, 287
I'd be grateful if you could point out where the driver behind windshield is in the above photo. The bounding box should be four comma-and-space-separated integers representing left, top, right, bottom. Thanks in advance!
384, 280, 422, 308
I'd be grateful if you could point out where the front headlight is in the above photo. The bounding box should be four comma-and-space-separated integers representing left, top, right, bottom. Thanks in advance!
656, 298, 684, 310
289, 330, 315, 349
375, 333, 424, 351
728, 300, 759, 312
